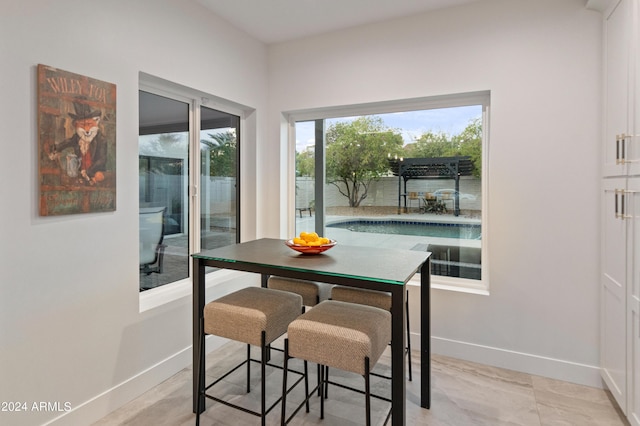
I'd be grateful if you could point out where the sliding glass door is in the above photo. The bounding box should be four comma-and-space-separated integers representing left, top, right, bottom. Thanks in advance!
139, 89, 240, 292
139, 92, 189, 290
199, 106, 239, 252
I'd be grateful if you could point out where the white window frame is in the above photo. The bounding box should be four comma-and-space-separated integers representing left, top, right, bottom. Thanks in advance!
285, 91, 491, 294
138, 73, 248, 311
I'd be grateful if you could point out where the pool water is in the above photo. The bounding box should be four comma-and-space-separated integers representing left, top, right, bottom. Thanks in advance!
327, 220, 481, 239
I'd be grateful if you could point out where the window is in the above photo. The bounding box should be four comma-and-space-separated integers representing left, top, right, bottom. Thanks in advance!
139, 83, 240, 293
291, 92, 489, 292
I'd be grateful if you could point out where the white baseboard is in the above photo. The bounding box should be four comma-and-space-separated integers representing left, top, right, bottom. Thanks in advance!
43, 270, 253, 426
43, 346, 192, 426
426, 334, 603, 389
45, 336, 229, 426
47, 330, 602, 426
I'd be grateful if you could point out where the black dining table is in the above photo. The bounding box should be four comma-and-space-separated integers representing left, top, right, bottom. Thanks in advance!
192, 238, 431, 426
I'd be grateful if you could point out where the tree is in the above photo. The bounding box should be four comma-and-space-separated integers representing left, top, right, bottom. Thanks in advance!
406, 130, 454, 158
406, 118, 482, 178
200, 130, 237, 177
325, 116, 404, 207
454, 117, 482, 178
295, 149, 315, 177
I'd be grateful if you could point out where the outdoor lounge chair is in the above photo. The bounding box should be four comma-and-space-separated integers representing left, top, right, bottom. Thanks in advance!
139, 206, 167, 275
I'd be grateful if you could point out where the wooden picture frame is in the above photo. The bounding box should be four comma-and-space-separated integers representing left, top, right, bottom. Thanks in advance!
37, 64, 116, 215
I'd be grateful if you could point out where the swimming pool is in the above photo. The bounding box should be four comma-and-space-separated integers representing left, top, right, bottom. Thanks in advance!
327, 220, 481, 239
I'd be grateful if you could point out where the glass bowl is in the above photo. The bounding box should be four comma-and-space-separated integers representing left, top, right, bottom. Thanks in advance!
285, 239, 337, 255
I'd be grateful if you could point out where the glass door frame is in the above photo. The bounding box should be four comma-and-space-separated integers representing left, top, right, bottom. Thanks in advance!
139, 79, 244, 298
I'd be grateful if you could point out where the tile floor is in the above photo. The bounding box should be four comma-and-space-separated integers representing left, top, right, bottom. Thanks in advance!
93, 340, 628, 426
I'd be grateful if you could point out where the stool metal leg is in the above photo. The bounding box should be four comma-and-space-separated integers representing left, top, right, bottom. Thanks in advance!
303, 360, 310, 410
303, 361, 310, 413
324, 366, 329, 398
261, 332, 267, 426
247, 344, 251, 393
320, 365, 325, 419
365, 357, 371, 426
281, 339, 310, 425
281, 339, 289, 426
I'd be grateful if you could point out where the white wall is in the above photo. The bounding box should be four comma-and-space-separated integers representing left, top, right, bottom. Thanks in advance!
0, 1, 266, 425
0, 0, 606, 424
267, 0, 603, 386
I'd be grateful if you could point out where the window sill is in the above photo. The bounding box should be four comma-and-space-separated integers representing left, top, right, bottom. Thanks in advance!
408, 274, 489, 296
139, 269, 247, 312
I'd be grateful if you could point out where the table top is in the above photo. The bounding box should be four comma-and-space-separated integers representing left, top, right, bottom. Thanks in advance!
192, 238, 430, 285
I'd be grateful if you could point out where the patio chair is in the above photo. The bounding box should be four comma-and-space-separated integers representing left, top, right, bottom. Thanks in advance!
296, 200, 315, 218
408, 191, 420, 211
139, 206, 167, 275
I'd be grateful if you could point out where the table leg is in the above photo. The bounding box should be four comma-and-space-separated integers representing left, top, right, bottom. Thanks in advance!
261, 273, 272, 361
192, 257, 206, 413
390, 285, 406, 426
420, 258, 431, 409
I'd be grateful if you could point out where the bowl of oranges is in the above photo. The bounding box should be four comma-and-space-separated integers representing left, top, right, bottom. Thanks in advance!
285, 232, 337, 254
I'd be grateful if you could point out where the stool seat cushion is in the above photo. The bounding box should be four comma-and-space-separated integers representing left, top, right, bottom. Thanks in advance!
331, 286, 392, 311
204, 287, 302, 346
287, 300, 391, 376
268, 276, 333, 306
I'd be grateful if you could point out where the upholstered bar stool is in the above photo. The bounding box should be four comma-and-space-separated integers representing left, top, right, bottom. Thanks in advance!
330, 286, 413, 380
281, 300, 392, 426
268, 276, 334, 394
195, 286, 303, 426
267, 276, 333, 312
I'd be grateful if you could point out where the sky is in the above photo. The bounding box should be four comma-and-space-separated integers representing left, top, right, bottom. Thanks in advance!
295, 105, 482, 152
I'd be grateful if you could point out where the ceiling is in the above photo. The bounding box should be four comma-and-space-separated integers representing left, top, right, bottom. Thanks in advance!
196, 0, 481, 44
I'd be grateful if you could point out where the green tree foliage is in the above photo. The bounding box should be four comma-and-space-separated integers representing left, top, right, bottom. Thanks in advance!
406, 118, 482, 178
325, 116, 404, 207
296, 149, 315, 177
405, 131, 452, 158
200, 130, 237, 177
454, 117, 482, 178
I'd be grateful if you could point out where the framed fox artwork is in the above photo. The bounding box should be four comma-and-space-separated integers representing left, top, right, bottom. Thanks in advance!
37, 64, 116, 215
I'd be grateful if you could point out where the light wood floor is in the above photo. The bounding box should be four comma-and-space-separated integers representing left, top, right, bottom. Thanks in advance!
94, 340, 628, 426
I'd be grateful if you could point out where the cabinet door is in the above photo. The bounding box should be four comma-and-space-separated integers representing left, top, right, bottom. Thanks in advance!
604, 0, 632, 176
602, 177, 628, 412
629, 0, 640, 177
630, 177, 640, 425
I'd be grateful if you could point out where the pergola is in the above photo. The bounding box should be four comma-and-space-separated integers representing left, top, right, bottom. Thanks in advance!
388, 156, 475, 216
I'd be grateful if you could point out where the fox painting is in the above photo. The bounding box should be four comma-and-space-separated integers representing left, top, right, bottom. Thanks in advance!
49, 101, 107, 185
38, 64, 116, 215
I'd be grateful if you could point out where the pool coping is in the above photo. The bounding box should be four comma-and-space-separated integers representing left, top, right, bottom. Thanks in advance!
327, 217, 481, 228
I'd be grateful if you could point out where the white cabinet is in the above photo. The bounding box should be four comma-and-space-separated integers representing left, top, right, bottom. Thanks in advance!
601, 177, 628, 410
599, 0, 640, 424
604, 175, 640, 426
630, 178, 640, 426
603, 0, 633, 176
603, 177, 640, 425
605, 0, 640, 176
